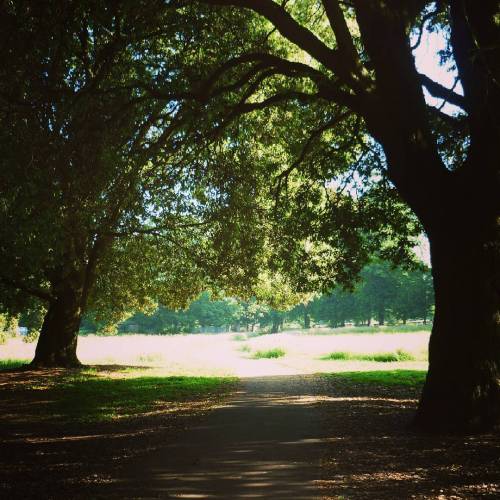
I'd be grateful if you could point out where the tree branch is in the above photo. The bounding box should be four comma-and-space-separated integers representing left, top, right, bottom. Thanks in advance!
418, 73, 468, 111
274, 110, 352, 198
198, 0, 359, 88
102, 219, 212, 238
322, 0, 361, 73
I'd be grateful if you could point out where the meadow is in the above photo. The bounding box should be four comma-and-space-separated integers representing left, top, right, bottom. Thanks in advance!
1, 327, 430, 378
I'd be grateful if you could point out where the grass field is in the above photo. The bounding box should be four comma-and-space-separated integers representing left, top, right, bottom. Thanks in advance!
0, 328, 430, 429
0, 328, 429, 377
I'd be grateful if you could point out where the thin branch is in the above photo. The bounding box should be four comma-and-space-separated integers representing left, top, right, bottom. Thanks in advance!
410, 7, 440, 51
102, 219, 213, 238
277, 110, 352, 182
274, 110, 352, 202
221, 91, 323, 130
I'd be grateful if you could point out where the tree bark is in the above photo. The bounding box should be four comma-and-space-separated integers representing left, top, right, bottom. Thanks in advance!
414, 220, 500, 432
31, 283, 83, 367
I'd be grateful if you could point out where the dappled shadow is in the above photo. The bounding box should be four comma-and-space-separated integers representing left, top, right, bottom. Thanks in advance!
1, 371, 499, 499
317, 374, 500, 499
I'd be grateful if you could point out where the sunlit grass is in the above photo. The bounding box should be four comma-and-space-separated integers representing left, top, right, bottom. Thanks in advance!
0, 358, 30, 370
309, 324, 431, 335
253, 347, 286, 359
321, 349, 415, 362
323, 369, 427, 388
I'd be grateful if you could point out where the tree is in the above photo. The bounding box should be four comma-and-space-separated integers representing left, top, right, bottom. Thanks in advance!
392, 266, 434, 324
0, 1, 265, 366
359, 261, 399, 326
186, 0, 499, 431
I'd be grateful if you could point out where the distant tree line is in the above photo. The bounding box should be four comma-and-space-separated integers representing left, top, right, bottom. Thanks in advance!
306, 261, 434, 328
79, 260, 433, 335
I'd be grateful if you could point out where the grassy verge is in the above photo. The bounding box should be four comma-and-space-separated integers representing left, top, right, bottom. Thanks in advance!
321, 349, 415, 362
253, 348, 286, 359
54, 373, 234, 422
0, 361, 236, 423
322, 369, 427, 388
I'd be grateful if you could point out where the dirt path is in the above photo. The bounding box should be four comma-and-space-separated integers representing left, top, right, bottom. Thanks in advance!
115, 375, 327, 499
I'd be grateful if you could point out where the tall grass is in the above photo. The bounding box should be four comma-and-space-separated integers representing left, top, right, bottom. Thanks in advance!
321, 349, 415, 362
253, 348, 286, 359
323, 369, 427, 387
311, 324, 431, 335
0, 358, 30, 370
231, 333, 247, 341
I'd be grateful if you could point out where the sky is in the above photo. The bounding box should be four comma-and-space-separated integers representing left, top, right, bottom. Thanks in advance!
412, 29, 464, 116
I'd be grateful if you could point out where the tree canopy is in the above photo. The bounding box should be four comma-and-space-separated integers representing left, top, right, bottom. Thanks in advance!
0, 1, 272, 364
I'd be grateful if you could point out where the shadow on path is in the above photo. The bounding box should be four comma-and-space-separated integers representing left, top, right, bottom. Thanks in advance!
115, 375, 327, 499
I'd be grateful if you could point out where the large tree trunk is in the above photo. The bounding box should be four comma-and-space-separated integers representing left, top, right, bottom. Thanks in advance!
414, 223, 500, 432
31, 284, 83, 367
30, 234, 110, 367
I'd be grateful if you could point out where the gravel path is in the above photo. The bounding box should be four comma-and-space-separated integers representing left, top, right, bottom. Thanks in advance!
117, 375, 327, 499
